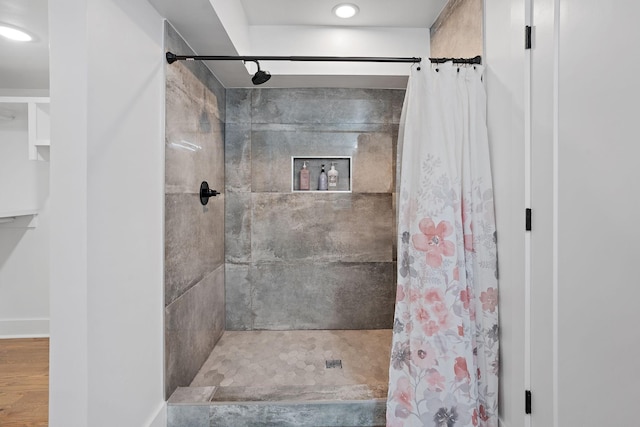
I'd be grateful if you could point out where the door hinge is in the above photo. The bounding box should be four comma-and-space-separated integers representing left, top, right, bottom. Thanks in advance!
525, 390, 532, 414
525, 26, 532, 49
525, 208, 532, 231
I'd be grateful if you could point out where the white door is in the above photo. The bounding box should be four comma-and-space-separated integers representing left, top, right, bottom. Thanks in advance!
530, 1, 640, 425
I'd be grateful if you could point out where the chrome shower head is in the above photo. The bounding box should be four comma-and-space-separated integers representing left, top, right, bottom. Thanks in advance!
247, 60, 271, 85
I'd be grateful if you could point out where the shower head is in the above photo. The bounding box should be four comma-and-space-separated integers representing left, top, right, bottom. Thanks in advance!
247, 60, 271, 85
252, 69, 271, 85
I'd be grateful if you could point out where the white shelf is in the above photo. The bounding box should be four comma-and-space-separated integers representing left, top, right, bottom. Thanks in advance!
28, 101, 50, 160
0, 97, 50, 161
0, 210, 39, 228
0, 209, 38, 218
0, 96, 50, 103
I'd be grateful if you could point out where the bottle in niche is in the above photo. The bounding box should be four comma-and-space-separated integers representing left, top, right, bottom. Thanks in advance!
318, 164, 328, 190
328, 162, 338, 188
299, 161, 310, 190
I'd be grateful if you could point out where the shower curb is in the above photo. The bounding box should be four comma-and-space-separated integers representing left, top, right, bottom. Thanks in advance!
167, 385, 387, 426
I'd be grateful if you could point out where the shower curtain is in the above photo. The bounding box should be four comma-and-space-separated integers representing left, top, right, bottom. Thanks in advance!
387, 62, 499, 427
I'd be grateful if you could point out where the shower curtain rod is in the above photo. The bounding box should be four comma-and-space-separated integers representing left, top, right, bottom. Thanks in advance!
165, 52, 482, 65
430, 55, 482, 65
166, 52, 422, 64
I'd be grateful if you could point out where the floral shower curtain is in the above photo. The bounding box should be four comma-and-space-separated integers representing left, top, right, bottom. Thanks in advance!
387, 62, 499, 427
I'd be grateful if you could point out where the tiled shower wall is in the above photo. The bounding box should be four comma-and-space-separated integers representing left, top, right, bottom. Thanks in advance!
164, 23, 225, 397
225, 88, 403, 330
430, 0, 483, 58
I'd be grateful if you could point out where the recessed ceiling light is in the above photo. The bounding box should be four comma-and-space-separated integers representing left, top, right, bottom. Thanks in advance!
333, 3, 359, 19
0, 24, 33, 42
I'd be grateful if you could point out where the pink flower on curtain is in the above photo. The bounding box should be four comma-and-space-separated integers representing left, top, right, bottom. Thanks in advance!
462, 198, 469, 224
432, 301, 450, 327
454, 357, 471, 382
479, 404, 490, 422
395, 284, 405, 302
409, 288, 422, 303
462, 198, 475, 252
393, 377, 414, 413
416, 307, 431, 323
427, 369, 446, 392
405, 322, 413, 334
480, 287, 498, 313
460, 286, 471, 310
401, 311, 414, 334
412, 218, 455, 267
424, 288, 444, 304
422, 320, 440, 336
411, 341, 438, 369
464, 233, 474, 252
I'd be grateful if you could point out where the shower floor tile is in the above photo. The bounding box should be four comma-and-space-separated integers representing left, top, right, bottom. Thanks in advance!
190, 330, 392, 391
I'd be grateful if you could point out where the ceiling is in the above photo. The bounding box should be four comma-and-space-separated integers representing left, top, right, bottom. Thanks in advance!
0, 0, 49, 91
239, 0, 446, 27
152, 0, 448, 88
0, 0, 449, 91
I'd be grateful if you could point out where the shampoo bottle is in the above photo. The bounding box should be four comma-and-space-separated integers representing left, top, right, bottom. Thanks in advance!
328, 163, 338, 188
299, 161, 310, 190
318, 164, 328, 190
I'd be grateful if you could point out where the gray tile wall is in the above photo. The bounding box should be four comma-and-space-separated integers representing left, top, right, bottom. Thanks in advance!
430, 0, 483, 59
225, 88, 403, 330
165, 22, 225, 398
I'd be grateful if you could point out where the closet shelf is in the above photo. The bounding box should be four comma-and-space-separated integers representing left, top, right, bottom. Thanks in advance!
0, 96, 50, 161
0, 210, 39, 228
0, 209, 38, 219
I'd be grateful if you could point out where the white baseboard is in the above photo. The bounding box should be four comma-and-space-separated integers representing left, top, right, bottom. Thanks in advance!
0, 318, 49, 338
146, 401, 167, 427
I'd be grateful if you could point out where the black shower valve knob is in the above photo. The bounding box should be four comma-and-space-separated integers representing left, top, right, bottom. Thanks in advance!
199, 181, 220, 205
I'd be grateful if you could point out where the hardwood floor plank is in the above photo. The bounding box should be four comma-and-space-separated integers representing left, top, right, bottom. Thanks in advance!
0, 338, 49, 426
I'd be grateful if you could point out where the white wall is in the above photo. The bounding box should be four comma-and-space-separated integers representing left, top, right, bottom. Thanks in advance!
208, 0, 251, 54
484, 0, 528, 426
49, 0, 165, 425
0, 111, 50, 337
249, 26, 430, 76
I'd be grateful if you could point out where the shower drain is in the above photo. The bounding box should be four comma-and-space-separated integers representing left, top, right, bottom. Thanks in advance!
325, 359, 342, 369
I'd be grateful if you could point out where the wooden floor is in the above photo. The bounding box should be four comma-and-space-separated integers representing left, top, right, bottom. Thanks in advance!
0, 338, 49, 427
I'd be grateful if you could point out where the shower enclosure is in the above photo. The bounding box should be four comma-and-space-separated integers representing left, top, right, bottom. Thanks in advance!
164, 23, 400, 426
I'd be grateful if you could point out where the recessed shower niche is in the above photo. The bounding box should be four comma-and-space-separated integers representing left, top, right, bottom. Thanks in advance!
291, 156, 352, 192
